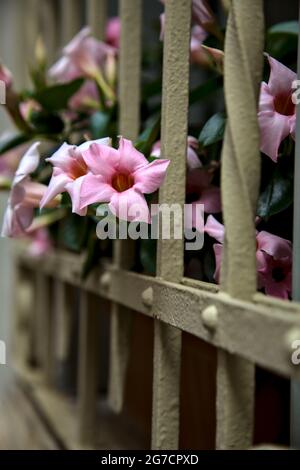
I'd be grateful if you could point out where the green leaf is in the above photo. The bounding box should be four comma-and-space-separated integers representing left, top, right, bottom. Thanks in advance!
32, 78, 84, 112
199, 112, 226, 147
257, 166, 293, 218
90, 111, 110, 139
268, 21, 298, 36
58, 213, 88, 252
0, 133, 32, 155
266, 21, 298, 59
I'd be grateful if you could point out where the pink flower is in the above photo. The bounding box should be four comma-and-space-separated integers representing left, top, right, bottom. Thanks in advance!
185, 168, 221, 232
49, 27, 113, 82
256, 231, 292, 299
191, 0, 214, 26
105, 17, 120, 49
0, 63, 13, 88
27, 228, 53, 257
258, 55, 296, 162
203, 215, 224, 282
151, 137, 220, 231
1, 143, 59, 238
205, 215, 292, 299
40, 138, 110, 216
190, 26, 224, 70
151, 136, 201, 170
78, 137, 170, 223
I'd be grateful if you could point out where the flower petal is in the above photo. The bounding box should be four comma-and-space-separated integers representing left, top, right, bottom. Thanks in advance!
65, 175, 88, 216
13, 142, 40, 185
258, 110, 291, 161
133, 159, 170, 194
40, 173, 72, 208
77, 137, 110, 152
267, 55, 297, 98
77, 173, 115, 210
109, 188, 150, 223
82, 142, 119, 178
47, 142, 77, 171
204, 214, 224, 243
118, 137, 148, 173
256, 231, 292, 260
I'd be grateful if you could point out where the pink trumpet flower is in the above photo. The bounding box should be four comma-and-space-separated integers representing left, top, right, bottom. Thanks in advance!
256, 231, 292, 299
1, 143, 59, 238
48, 27, 115, 103
258, 55, 296, 162
78, 137, 170, 223
205, 215, 292, 299
105, 17, 120, 49
49, 27, 113, 82
40, 138, 110, 216
151, 136, 201, 170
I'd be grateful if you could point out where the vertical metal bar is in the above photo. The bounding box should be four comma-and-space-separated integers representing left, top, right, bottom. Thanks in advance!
107, 0, 141, 414
86, 0, 107, 40
34, 273, 52, 375
77, 291, 101, 444
40, 0, 59, 64
60, 0, 82, 45
25, 0, 40, 86
151, 0, 191, 450
217, 0, 264, 449
52, 280, 73, 384
290, 0, 300, 449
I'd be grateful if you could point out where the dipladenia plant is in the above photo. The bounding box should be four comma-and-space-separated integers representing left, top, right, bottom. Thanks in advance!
0, 2, 297, 298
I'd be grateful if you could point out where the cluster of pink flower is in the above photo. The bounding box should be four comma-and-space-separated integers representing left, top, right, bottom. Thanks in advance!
0, 2, 296, 299
2, 138, 170, 234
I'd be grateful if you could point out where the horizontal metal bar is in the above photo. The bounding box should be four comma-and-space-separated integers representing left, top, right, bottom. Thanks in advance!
17, 249, 300, 378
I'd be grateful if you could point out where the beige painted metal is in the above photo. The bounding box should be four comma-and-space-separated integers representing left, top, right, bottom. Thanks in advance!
60, 0, 82, 45
108, 0, 142, 414
217, 0, 264, 449
33, 274, 52, 376
87, 0, 107, 40
78, 291, 101, 444
52, 280, 73, 379
17, 251, 300, 378
25, 0, 40, 79
152, 0, 191, 450
40, 0, 59, 64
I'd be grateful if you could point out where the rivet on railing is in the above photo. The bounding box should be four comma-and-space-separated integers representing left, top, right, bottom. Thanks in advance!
284, 327, 300, 359
141, 287, 153, 308
99, 272, 111, 290
202, 305, 218, 330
